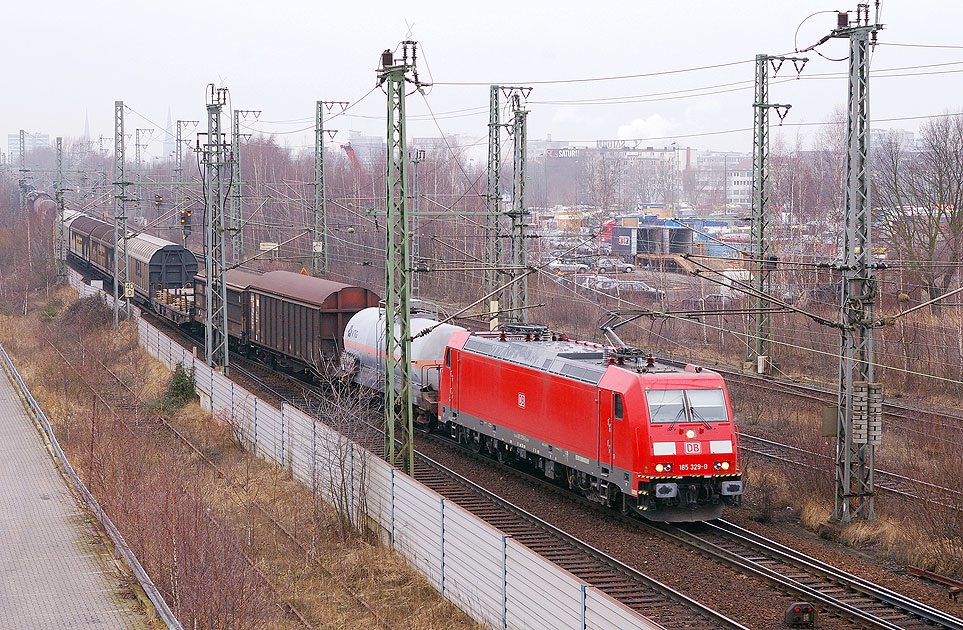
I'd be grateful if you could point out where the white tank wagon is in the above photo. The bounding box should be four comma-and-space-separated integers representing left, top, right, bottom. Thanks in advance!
341, 307, 466, 424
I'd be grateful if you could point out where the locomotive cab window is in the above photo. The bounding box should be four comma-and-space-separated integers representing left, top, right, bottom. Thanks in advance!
613, 393, 624, 420
647, 389, 685, 423
445, 348, 451, 368
686, 389, 729, 423
646, 388, 729, 424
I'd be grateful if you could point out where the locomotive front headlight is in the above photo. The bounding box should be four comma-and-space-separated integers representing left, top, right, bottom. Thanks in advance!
722, 461, 730, 470
655, 463, 664, 473
685, 429, 696, 439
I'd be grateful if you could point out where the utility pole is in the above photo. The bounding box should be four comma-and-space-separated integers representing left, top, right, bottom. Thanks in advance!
485, 85, 502, 329
313, 100, 347, 274
175, 120, 199, 247
134, 128, 152, 171
202, 85, 230, 374
112, 101, 130, 327
231, 109, 259, 264
746, 54, 805, 374
377, 42, 423, 476
804, 6, 883, 522
834, 6, 883, 522
55, 137, 67, 285
409, 148, 426, 295
18, 130, 26, 214
505, 87, 532, 324
134, 128, 152, 219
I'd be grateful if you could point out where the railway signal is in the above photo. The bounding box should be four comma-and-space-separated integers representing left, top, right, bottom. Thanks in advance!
154, 194, 163, 207
180, 207, 192, 236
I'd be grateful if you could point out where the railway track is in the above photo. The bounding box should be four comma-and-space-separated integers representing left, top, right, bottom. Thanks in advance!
712, 364, 963, 438
648, 519, 963, 630
418, 429, 963, 630
225, 357, 746, 630
739, 433, 963, 507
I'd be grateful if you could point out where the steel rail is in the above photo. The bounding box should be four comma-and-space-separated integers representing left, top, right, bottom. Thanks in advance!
415, 420, 963, 630
739, 434, 963, 511
224, 353, 746, 630
707, 519, 963, 630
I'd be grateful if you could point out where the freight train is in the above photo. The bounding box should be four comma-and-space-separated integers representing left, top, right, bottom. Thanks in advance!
64, 208, 198, 310
64, 210, 743, 521
343, 311, 743, 522
63, 211, 379, 377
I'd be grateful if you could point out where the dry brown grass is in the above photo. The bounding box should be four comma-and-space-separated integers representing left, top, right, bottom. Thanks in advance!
0, 290, 482, 629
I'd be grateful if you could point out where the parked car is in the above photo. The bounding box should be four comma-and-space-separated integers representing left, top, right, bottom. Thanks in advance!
598, 279, 666, 301
597, 258, 634, 274
547, 259, 589, 274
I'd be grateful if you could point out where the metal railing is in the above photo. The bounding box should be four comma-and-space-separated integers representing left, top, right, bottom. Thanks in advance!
0, 340, 184, 630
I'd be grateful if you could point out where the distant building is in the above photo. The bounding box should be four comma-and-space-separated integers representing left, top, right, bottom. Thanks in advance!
689, 151, 751, 210
7, 132, 50, 161
345, 131, 385, 166
870, 128, 915, 150
727, 158, 753, 208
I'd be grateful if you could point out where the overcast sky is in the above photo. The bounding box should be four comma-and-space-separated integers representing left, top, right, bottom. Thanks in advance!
4, 1, 962, 160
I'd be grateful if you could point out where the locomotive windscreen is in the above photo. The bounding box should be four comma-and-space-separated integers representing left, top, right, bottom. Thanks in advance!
647, 390, 685, 423
685, 389, 729, 422
646, 389, 729, 424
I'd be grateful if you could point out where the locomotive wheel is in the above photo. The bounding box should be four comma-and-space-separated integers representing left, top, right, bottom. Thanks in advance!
620, 494, 632, 515
468, 432, 482, 454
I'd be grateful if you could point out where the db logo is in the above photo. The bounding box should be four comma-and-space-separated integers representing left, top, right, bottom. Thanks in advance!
684, 442, 701, 454
518, 393, 526, 409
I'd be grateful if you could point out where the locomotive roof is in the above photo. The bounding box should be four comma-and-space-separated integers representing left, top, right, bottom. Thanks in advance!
247, 270, 372, 307
461, 334, 690, 386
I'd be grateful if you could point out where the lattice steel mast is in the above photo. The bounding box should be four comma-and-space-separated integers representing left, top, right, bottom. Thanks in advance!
377, 43, 423, 475
313, 100, 346, 274
231, 108, 259, 264
175, 120, 199, 247
112, 101, 130, 327
506, 88, 532, 324
747, 54, 804, 373
18, 130, 26, 214
485, 85, 502, 328
55, 137, 67, 285
409, 148, 426, 295
203, 86, 230, 374
804, 6, 884, 522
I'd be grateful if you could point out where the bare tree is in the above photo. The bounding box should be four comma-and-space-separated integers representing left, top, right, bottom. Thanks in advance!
875, 115, 963, 310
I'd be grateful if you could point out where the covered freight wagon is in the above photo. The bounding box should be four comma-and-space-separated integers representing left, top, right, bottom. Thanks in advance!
246, 271, 379, 372
66, 212, 198, 306
193, 269, 264, 341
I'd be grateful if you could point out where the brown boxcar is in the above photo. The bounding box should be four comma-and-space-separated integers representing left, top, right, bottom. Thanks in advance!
193, 269, 263, 341
246, 271, 379, 372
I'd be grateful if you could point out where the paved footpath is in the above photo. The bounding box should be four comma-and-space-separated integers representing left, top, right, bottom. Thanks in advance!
0, 367, 149, 629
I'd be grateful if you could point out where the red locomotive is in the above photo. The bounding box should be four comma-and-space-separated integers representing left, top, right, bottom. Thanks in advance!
438, 326, 743, 522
